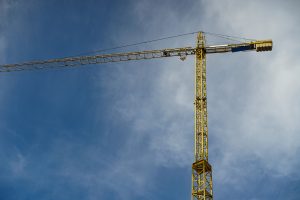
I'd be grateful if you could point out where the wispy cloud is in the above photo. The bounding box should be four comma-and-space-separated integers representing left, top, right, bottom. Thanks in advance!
203, 0, 300, 181
94, 0, 300, 198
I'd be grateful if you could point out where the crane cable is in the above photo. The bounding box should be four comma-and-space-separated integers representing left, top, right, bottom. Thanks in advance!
70, 30, 255, 57
0, 30, 256, 66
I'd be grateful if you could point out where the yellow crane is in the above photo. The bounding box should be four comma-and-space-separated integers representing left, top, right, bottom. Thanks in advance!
0, 32, 272, 200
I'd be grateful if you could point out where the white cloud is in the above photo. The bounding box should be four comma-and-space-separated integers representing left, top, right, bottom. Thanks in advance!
201, 0, 300, 185
95, 0, 300, 196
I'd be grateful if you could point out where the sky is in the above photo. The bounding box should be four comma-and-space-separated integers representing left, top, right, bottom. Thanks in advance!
0, 0, 300, 200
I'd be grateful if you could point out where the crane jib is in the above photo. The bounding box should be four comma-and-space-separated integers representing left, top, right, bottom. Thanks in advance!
0, 40, 272, 72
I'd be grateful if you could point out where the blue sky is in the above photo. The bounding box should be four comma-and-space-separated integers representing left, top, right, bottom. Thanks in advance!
0, 0, 300, 200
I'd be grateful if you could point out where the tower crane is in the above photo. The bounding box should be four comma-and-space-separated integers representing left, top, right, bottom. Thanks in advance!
0, 32, 273, 200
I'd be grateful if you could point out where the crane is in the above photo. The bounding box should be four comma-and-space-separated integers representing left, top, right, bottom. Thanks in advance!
0, 32, 273, 200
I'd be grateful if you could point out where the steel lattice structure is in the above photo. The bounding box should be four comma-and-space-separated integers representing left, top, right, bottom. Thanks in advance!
192, 32, 213, 200
0, 32, 272, 200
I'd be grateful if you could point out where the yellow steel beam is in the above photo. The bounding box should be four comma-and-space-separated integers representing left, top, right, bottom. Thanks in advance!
192, 32, 213, 200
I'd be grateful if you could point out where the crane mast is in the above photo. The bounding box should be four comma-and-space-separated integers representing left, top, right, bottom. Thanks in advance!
0, 32, 272, 200
192, 32, 212, 200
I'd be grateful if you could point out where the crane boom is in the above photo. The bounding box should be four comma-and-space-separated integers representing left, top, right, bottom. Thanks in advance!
0, 40, 272, 72
0, 32, 272, 200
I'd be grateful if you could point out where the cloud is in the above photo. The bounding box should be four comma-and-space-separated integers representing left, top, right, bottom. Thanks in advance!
202, 0, 300, 181
94, 0, 300, 197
